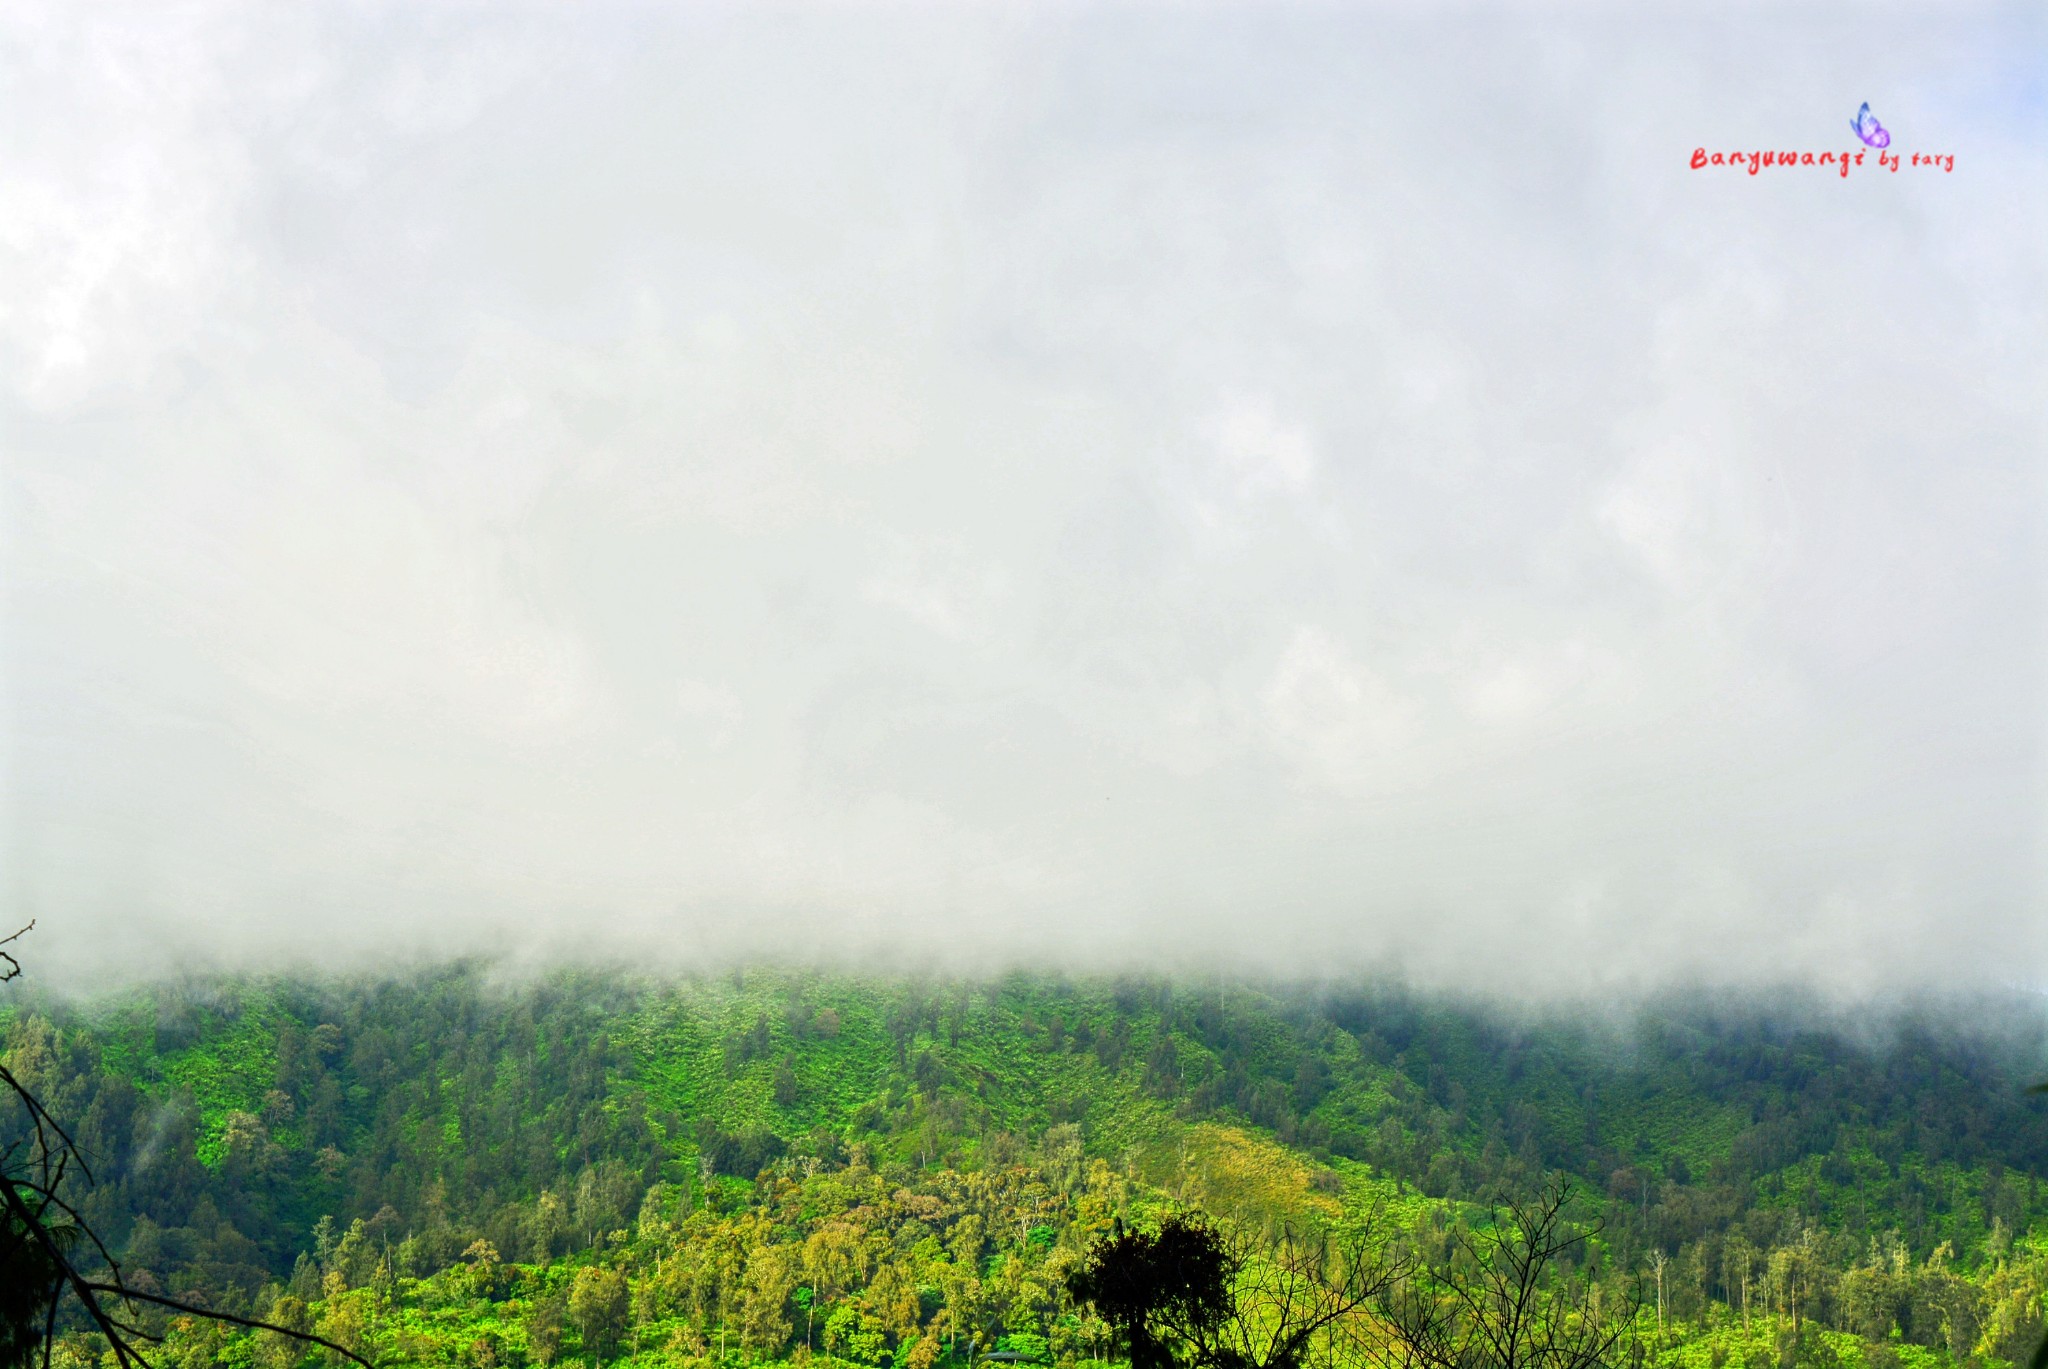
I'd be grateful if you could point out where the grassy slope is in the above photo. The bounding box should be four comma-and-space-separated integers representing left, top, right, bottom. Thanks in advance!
619, 976, 1188, 1168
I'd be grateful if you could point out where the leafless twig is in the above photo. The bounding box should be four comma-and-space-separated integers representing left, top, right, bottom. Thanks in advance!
0, 921, 34, 984
0, 923, 376, 1368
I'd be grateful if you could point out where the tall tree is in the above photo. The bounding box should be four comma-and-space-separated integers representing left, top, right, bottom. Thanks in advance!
567, 1265, 629, 1363
2030, 1084, 2048, 1369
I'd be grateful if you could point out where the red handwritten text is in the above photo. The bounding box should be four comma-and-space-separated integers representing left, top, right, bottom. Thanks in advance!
1689, 148, 1954, 176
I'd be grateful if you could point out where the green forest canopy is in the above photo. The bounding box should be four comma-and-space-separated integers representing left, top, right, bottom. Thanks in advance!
3, 969, 2047, 1369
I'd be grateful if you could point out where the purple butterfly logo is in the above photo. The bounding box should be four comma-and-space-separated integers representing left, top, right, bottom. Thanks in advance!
1851, 102, 1890, 149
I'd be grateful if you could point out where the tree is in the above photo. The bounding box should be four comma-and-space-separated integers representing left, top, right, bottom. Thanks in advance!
1067, 1211, 1399, 1369
0, 923, 375, 1369
254, 1295, 312, 1369
1067, 1214, 1235, 1369
1377, 1179, 1640, 1369
804, 1222, 863, 1352
2031, 1084, 2048, 1369
568, 1266, 629, 1363
739, 1245, 797, 1357
526, 1291, 566, 1367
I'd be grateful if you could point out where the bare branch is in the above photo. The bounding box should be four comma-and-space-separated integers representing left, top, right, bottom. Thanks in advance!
0, 920, 33, 983
1375, 1180, 1640, 1369
2, 925, 379, 1369
81, 1285, 376, 1369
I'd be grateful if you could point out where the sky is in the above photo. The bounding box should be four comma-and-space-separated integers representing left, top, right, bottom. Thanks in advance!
2, 2, 2044, 997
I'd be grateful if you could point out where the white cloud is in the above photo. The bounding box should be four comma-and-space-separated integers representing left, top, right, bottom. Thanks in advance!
1213, 395, 1316, 499
1260, 626, 1418, 790
2, 1, 2042, 995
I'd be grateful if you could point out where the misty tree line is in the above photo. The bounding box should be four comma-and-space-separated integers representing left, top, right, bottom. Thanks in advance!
5, 970, 2048, 1367
2, 976, 672, 1315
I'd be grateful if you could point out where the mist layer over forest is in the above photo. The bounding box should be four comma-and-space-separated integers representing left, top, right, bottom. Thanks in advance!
4, 4, 2045, 1365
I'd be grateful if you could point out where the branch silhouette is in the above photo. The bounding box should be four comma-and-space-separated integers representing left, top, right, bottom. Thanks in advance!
0, 923, 376, 1369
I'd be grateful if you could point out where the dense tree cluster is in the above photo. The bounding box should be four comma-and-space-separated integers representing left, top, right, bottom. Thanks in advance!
95, 1134, 1133, 1368
3, 970, 2046, 1369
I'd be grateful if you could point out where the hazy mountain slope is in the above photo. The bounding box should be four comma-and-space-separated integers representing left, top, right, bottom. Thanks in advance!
4, 969, 2047, 1367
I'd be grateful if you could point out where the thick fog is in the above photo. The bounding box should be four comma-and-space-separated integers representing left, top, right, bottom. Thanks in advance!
3, 3, 2044, 996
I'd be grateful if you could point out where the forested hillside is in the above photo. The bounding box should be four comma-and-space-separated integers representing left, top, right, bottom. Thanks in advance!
4, 970, 2047, 1369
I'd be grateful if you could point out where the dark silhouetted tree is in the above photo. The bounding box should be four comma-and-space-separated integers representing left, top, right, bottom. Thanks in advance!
1068, 1214, 1237, 1369
1068, 1211, 1400, 1369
